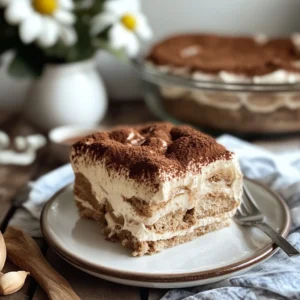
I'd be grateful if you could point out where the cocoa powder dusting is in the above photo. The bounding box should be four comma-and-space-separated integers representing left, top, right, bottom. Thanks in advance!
147, 34, 300, 76
72, 122, 232, 189
109, 128, 133, 144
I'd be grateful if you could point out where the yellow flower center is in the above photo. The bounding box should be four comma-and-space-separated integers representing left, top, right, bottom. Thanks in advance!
32, 0, 58, 15
121, 14, 137, 31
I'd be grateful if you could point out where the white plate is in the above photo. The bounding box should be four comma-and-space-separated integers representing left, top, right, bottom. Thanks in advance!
41, 178, 290, 288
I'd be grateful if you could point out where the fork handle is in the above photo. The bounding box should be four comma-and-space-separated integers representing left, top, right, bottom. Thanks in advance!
252, 222, 299, 257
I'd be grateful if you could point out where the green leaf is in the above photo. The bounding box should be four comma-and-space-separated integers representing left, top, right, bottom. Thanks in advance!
43, 42, 69, 62
94, 39, 129, 62
75, 0, 105, 18
66, 17, 95, 61
43, 14, 96, 62
8, 53, 43, 78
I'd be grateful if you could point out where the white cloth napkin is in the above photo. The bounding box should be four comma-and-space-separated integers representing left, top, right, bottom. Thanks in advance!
8, 135, 300, 299
9, 164, 74, 237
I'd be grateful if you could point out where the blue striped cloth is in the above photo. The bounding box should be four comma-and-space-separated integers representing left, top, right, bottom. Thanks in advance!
161, 135, 300, 300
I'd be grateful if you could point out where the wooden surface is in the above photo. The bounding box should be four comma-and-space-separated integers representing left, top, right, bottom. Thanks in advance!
0, 101, 300, 300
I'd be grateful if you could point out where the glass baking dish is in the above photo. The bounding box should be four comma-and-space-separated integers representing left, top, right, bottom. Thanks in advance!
133, 60, 300, 138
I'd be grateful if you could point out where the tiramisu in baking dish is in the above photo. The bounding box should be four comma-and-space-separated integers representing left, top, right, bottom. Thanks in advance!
70, 123, 243, 256
148, 33, 300, 83
144, 34, 300, 134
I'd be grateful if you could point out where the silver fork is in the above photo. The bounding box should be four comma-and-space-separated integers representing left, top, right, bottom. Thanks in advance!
234, 185, 299, 257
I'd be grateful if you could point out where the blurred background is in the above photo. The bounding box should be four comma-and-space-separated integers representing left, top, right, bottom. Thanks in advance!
1, 0, 300, 111
1, 0, 300, 167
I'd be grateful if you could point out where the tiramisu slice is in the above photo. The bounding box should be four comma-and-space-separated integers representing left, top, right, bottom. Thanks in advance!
70, 123, 243, 256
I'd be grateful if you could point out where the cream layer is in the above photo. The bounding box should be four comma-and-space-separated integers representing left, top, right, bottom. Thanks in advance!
71, 154, 242, 226
105, 208, 236, 242
75, 195, 235, 241
75, 196, 94, 210
161, 86, 300, 112
148, 62, 300, 84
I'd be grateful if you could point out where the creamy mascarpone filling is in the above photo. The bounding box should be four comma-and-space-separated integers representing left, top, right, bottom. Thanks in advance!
72, 155, 242, 225
75, 195, 236, 241
148, 62, 300, 84
73, 154, 242, 204
75, 196, 94, 210
161, 87, 300, 112
105, 208, 236, 242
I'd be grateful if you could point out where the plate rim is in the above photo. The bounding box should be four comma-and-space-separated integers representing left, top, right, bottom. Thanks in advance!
41, 177, 291, 283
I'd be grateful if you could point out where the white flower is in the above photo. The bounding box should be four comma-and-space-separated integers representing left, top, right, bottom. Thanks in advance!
91, 0, 152, 57
0, 0, 77, 47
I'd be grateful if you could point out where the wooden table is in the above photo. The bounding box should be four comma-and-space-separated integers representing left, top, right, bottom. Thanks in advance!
1, 102, 300, 300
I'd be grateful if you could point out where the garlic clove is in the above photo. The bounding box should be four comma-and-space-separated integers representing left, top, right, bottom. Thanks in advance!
0, 131, 9, 149
0, 232, 6, 272
0, 271, 30, 295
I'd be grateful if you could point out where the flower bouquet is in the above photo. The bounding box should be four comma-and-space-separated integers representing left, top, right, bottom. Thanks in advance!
0, 0, 152, 130
0, 0, 152, 78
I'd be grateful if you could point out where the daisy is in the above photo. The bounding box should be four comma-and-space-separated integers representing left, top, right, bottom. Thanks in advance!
0, 0, 77, 47
91, 0, 152, 57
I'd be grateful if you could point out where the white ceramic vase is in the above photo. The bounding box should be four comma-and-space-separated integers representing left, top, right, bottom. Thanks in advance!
25, 59, 107, 131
